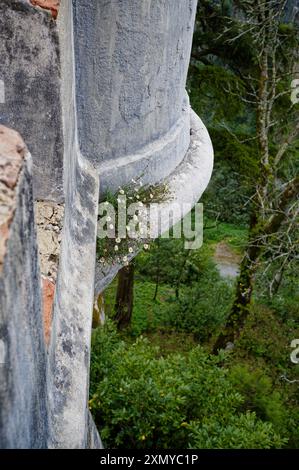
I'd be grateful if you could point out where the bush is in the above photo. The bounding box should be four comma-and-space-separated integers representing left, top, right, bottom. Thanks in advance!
162, 269, 234, 341
228, 365, 287, 432
89, 322, 285, 449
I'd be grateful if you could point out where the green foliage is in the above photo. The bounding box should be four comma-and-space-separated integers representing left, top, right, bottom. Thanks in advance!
188, 64, 247, 125
90, 323, 285, 449
162, 267, 234, 341
228, 365, 287, 431
188, 412, 284, 449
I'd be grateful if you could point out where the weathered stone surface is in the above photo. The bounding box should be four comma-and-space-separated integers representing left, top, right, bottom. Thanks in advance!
59, 0, 197, 196
0, 126, 26, 271
0, 126, 48, 448
48, 3, 100, 444
0, 0, 212, 450
0, 0, 64, 202
35, 201, 64, 281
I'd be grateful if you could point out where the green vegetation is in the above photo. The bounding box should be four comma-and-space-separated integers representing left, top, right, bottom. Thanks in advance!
90, 322, 285, 449
91, 222, 299, 449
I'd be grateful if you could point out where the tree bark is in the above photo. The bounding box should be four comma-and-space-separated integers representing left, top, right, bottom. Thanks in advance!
114, 263, 135, 330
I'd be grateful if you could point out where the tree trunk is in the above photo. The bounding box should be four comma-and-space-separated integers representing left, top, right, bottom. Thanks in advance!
114, 263, 134, 330
153, 239, 160, 301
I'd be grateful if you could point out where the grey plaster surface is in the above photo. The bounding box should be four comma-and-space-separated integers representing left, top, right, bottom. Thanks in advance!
47, 0, 101, 448
0, 150, 49, 449
61, 0, 197, 196
0, 0, 64, 202
0, 0, 212, 450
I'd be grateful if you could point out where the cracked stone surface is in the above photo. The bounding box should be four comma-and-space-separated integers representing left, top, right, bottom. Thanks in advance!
35, 201, 64, 282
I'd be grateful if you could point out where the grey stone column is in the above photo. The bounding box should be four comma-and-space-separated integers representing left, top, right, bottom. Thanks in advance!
0, 126, 48, 449
70, 0, 197, 194
48, 0, 199, 448
0, 0, 64, 202
47, 0, 101, 448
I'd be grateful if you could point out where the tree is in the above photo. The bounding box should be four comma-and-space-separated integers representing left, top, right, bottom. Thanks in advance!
211, 0, 299, 351
114, 262, 135, 330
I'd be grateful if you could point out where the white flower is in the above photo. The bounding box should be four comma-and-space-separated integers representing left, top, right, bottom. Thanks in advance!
106, 216, 111, 222
136, 194, 140, 199
119, 189, 125, 195
150, 194, 154, 199
114, 245, 119, 252
126, 225, 131, 232
124, 261, 129, 267
116, 237, 121, 244
129, 247, 133, 253
100, 258, 105, 263
143, 244, 149, 250
109, 224, 114, 230
123, 256, 128, 262
138, 202, 143, 207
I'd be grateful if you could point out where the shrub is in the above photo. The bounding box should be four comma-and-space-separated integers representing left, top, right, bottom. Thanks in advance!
89, 323, 285, 449
162, 267, 234, 341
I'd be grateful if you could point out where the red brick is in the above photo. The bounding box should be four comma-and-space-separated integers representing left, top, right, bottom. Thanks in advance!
30, 0, 60, 19
42, 277, 55, 346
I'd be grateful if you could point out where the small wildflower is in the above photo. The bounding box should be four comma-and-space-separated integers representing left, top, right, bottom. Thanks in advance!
106, 216, 111, 222
119, 189, 125, 195
138, 201, 143, 207
114, 245, 119, 252
123, 256, 128, 262
109, 224, 114, 230
150, 194, 154, 199
144, 244, 149, 250
129, 247, 133, 253
99, 258, 105, 263
136, 194, 140, 199
126, 225, 131, 232
116, 237, 121, 244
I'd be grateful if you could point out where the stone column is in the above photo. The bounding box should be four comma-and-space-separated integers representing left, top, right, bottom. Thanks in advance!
0, 125, 48, 448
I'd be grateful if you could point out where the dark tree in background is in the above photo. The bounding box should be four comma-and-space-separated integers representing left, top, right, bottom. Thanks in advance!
188, 0, 298, 351
114, 263, 135, 330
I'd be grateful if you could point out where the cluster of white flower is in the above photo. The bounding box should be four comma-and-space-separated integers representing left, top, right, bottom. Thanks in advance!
99, 178, 153, 267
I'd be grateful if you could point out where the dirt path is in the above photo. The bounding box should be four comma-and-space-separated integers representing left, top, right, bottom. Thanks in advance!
214, 242, 241, 279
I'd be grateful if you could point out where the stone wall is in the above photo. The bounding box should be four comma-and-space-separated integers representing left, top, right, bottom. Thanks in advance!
0, 0, 64, 202
0, 126, 48, 448
0, 0, 214, 449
